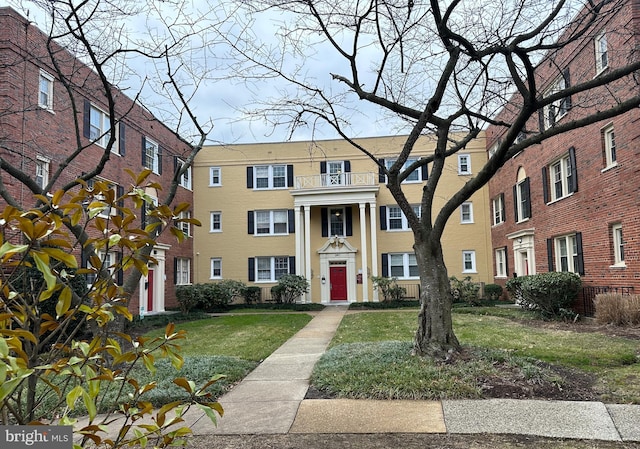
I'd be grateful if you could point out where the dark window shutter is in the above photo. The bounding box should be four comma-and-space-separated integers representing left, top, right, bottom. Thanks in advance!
421, 163, 428, 181
576, 232, 585, 275
246, 166, 253, 188
320, 161, 327, 174
116, 185, 125, 216
513, 184, 518, 221
345, 206, 353, 236
380, 206, 387, 231
157, 146, 163, 174
547, 238, 555, 272
538, 108, 545, 132
563, 68, 572, 111
141, 203, 147, 229
118, 122, 126, 155
378, 159, 386, 183
141, 136, 147, 167
503, 246, 509, 278
289, 256, 296, 274
174, 257, 178, 284
381, 253, 389, 277
174, 155, 179, 172
287, 164, 294, 187
83, 99, 91, 139
288, 209, 295, 233
247, 211, 255, 234
523, 177, 531, 219
248, 258, 255, 282
500, 193, 506, 222
542, 166, 550, 204
116, 251, 123, 286
344, 160, 351, 172
568, 146, 578, 193
321, 208, 328, 237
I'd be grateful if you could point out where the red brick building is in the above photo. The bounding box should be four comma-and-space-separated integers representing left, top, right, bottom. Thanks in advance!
487, 1, 640, 314
0, 7, 194, 315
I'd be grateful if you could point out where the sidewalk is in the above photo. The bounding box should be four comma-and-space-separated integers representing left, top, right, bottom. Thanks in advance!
179, 305, 640, 442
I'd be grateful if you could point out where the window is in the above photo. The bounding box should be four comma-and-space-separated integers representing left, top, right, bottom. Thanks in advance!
595, 31, 608, 74
495, 248, 507, 278
176, 211, 191, 237
488, 143, 498, 159
603, 124, 616, 168
386, 253, 419, 278
543, 148, 577, 203
255, 210, 289, 235
462, 251, 477, 273
35, 157, 50, 190
144, 138, 160, 174
555, 234, 579, 273
514, 173, 531, 222
256, 256, 289, 282
87, 178, 118, 218
175, 258, 191, 285
209, 167, 221, 186
386, 205, 421, 231
38, 70, 54, 110
210, 258, 222, 279
492, 194, 505, 226
210, 211, 222, 232
542, 72, 571, 130
330, 208, 345, 236
460, 202, 474, 224
177, 159, 192, 189
385, 158, 426, 182
327, 161, 346, 185
612, 223, 625, 266
255, 165, 286, 189
457, 154, 471, 175
89, 105, 112, 148
86, 251, 120, 286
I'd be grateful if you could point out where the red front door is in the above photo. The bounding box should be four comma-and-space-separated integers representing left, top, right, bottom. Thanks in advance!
330, 266, 347, 301
147, 269, 154, 312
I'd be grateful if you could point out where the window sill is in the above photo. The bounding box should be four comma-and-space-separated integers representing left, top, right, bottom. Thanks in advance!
209, 184, 222, 187
601, 163, 618, 173
515, 218, 530, 225
546, 192, 574, 206
209, 230, 222, 234
494, 275, 508, 279
461, 221, 474, 225
38, 105, 55, 114
458, 172, 472, 176
492, 222, 505, 228
462, 270, 478, 274
609, 263, 626, 269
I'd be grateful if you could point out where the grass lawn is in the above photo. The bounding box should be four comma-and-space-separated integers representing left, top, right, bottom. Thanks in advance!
316, 308, 640, 403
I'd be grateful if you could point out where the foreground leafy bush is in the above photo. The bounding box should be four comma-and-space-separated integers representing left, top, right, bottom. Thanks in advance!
484, 284, 504, 301
507, 272, 581, 318
450, 276, 480, 304
271, 274, 309, 303
177, 280, 246, 311
242, 286, 261, 304
371, 276, 407, 302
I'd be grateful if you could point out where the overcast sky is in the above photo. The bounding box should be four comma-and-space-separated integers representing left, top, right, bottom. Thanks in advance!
1, 0, 403, 145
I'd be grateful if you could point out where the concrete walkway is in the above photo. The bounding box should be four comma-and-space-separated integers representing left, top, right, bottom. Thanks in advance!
178, 305, 640, 442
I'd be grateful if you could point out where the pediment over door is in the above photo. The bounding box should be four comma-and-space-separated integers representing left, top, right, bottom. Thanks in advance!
317, 236, 358, 255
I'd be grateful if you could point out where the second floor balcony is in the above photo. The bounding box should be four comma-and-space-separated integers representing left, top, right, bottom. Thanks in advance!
294, 172, 378, 190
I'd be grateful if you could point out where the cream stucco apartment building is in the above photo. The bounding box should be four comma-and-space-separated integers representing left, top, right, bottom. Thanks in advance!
192, 134, 492, 304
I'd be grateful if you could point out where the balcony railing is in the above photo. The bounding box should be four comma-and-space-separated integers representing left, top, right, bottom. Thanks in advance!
294, 172, 377, 189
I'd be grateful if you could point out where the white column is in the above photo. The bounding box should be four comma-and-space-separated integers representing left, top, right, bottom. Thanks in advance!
359, 202, 369, 302
294, 205, 303, 276
369, 200, 379, 302
304, 205, 312, 303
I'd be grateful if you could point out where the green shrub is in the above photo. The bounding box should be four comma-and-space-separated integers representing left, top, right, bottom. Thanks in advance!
242, 286, 262, 304
177, 280, 247, 311
271, 275, 309, 304
370, 276, 407, 302
176, 284, 200, 313
508, 272, 581, 318
484, 284, 504, 301
450, 276, 480, 305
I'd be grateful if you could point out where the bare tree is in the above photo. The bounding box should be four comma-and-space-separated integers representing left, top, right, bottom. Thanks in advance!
222, 0, 640, 357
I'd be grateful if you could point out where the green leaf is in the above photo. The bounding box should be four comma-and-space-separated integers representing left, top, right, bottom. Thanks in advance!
33, 252, 56, 291
0, 241, 28, 259
42, 247, 78, 268
83, 389, 97, 420
197, 403, 222, 426
56, 286, 72, 318
66, 385, 84, 410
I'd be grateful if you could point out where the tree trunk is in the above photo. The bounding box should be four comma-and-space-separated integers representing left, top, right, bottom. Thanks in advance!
413, 236, 460, 359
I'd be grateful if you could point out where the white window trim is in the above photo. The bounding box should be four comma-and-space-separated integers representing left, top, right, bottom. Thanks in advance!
385, 158, 425, 183
255, 256, 289, 282
177, 158, 192, 190
495, 248, 507, 278
35, 156, 50, 190
88, 178, 118, 218
549, 155, 572, 202
177, 211, 191, 237
209, 167, 222, 186
89, 104, 116, 150
144, 138, 160, 174
611, 223, 625, 267
326, 161, 346, 186
210, 258, 222, 279
492, 195, 504, 226
602, 124, 617, 169
462, 250, 477, 273
38, 70, 54, 111
543, 75, 568, 130
515, 179, 529, 223
555, 234, 578, 273
254, 210, 290, 236
210, 211, 222, 233
386, 205, 421, 231
388, 253, 419, 279
595, 30, 608, 75
457, 154, 471, 175
176, 258, 191, 285
254, 165, 287, 190
460, 202, 474, 224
